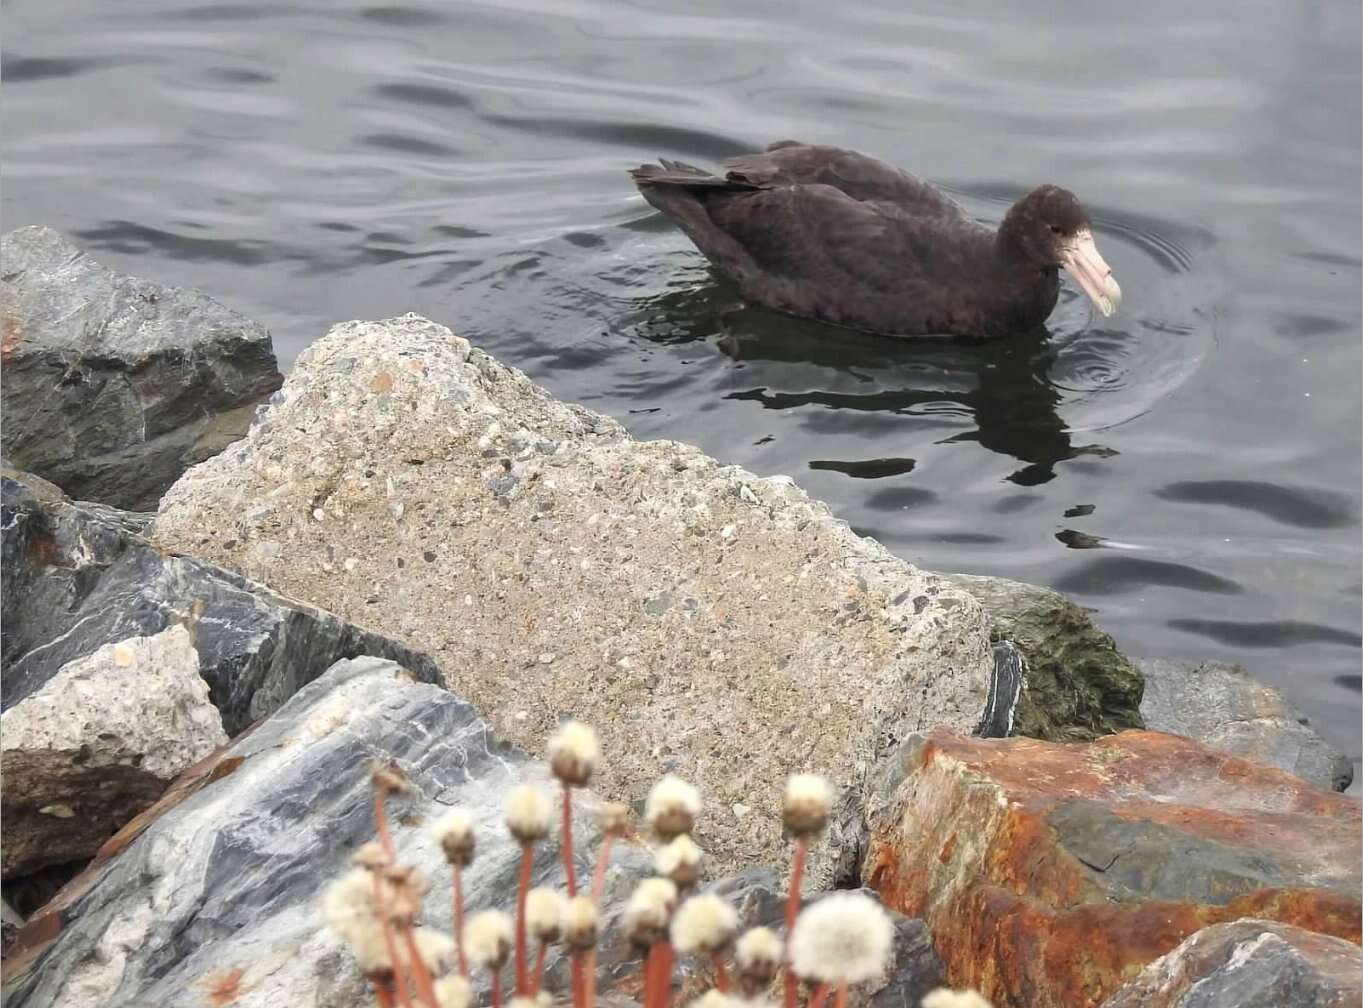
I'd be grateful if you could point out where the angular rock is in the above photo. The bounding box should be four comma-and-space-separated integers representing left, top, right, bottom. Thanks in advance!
1139, 657, 1353, 791
0, 225, 283, 510
150, 313, 1009, 883
942, 573, 1144, 741
1100, 919, 1362, 1008
1, 467, 441, 736
1, 626, 226, 879
863, 729, 1361, 1008
1, 656, 651, 1008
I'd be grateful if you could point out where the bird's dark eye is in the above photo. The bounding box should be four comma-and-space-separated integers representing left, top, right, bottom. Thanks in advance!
1049, 225, 1064, 235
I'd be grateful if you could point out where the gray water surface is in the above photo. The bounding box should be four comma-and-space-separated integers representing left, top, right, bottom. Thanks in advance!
3, 0, 1359, 771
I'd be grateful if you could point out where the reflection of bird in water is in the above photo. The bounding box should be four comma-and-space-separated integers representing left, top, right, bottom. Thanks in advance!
630, 141, 1121, 340
626, 276, 1112, 485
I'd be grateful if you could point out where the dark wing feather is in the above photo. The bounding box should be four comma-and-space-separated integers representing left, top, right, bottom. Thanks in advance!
720, 143, 971, 224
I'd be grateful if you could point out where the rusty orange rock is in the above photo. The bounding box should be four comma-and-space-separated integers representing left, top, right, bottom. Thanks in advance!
863, 729, 1361, 1008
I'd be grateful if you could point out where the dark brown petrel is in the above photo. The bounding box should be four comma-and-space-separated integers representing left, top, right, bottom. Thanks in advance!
630, 141, 1121, 339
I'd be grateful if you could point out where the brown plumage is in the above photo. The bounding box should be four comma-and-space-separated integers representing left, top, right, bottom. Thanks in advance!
630, 141, 1120, 340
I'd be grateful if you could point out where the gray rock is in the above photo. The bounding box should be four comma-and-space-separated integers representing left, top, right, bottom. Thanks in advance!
1, 626, 226, 878
1139, 658, 1353, 792
151, 314, 1009, 884
1100, 919, 1362, 1008
0, 225, 282, 510
942, 572, 1144, 741
0, 656, 649, 1008
1, 467, 442, 736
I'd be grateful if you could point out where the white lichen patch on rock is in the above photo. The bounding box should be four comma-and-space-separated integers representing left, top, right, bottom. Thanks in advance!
152, 314, 995, 881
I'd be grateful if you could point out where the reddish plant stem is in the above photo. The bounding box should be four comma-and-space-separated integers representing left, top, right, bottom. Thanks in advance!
782, 837, 808, 1008
515, 844, 533, 994
649, 941, 674, 1008
711, 955, 730, 993
561, 782, 579, 896
453, 864, 468, 979
491, 970, 503, 1008
570, 953, 587, 1008
833, 983, 848, 1008
808, 983, 830, 1008
371, 875, 414, 1008
399, 922, 441, 1008
532, 942, 548, 994
644, 944, 661, 1008
590, 835, 615, 905
374, 791, 397, 860
582, 949, 598, 1008
372, 976, 397, 1008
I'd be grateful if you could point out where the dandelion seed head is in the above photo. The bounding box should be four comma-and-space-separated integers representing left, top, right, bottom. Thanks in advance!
410, 927, 459, 977
350, 917, 393, 974
655, 834, 703, 889
598, 801, 630, 837
526, 887, 565, 943
548, 720, 599, 787
789, 892, 894, 986
371, 761, 412, 795
505, 785, 552, 843
434, 974, 472, 1008
562, 895, 599, 950
645, 775, 702, 840
690, 990, 741, 1008
670, 893, 738, 954
351, 841, 392, 871
735, 926, 782, 978
624, 876, 679, 947
783, 774, 833, 837
466, 909, 514, 969
431, 808, 476, 866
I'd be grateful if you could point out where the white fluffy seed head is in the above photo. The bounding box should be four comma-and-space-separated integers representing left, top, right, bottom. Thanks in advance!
466, 909, 514, 969
598, 800, 630, 836
735, 926, 782, 975
624, 876, 679, 947
783, 774, 833, 836
655, 833, 703, 889
789, 893, 894, 986
434, 975, 472, 1008
411, 927, 459, 977
670, 893, 739, 954
431, 808, 476, 866
351, 841, 392, 871
350, 918, 394, 974
690, 991, 741, 1008
547, 720, 599, 787
645, 775, 702, 840
505, 785, 552, 843
921, 991, 993, 1008
508, 997, 539, 1008
323, 869, 376, 942
526, 887, 565, 943
562, 895, 599, 949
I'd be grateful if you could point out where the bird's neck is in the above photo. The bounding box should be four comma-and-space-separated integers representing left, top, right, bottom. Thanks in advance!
983, 232, 1059, 329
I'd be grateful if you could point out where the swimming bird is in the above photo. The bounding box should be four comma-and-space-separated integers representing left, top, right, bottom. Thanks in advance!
630, 141, 1121, 340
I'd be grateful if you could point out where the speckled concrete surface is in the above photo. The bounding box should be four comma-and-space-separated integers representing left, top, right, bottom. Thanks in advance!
152, 313, 995, 883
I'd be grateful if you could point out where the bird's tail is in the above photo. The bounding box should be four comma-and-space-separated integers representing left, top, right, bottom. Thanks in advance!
629, 158, 757, 190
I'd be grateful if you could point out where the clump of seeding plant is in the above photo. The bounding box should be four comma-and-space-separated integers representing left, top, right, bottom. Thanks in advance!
324, 721, 991, 1008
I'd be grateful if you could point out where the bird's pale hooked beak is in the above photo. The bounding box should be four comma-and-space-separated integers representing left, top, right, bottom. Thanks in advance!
1060, 229, 1122, 317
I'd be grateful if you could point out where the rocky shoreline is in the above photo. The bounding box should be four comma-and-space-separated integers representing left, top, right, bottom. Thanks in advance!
1, 226, 1357, 1007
